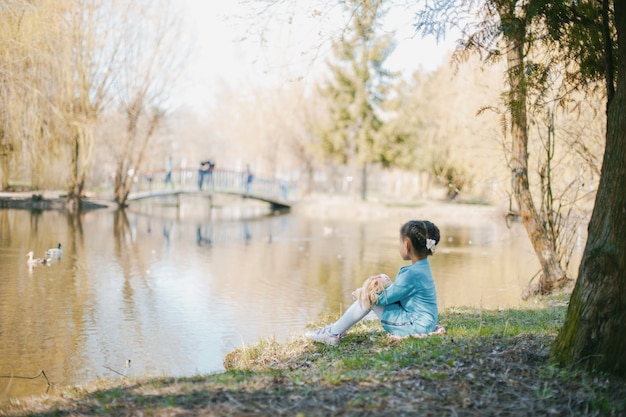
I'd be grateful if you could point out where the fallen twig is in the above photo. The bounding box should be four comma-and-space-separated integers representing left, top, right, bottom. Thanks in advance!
0, 370, 51, 386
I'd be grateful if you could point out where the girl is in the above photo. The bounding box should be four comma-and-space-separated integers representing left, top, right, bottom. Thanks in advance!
305, 220, 441, 345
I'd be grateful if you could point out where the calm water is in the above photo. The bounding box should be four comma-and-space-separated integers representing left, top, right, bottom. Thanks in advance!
0, 196, 551, 400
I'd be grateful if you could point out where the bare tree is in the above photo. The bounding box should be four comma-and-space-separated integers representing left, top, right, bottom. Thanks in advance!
108, 0, 185, 207
52, 0, 129, 212
0, 1, 66, 190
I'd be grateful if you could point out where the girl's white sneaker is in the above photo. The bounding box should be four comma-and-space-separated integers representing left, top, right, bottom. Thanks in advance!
305, 326, 342, 345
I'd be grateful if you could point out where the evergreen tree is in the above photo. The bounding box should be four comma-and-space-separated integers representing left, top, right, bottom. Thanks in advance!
315, 0, 402, 200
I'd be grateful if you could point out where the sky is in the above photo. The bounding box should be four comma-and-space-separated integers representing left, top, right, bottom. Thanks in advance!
176, 0, 457, 113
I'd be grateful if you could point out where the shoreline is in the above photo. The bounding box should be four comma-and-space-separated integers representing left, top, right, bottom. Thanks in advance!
0, 190, 511, 222
3, 302, 625, 417
0, 190, 115, 211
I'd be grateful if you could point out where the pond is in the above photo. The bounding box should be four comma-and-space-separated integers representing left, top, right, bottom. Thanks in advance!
0, 195, 565, 401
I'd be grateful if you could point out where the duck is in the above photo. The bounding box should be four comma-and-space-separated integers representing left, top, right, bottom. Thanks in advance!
45, 243, 63, 259
26, 251, 51, 266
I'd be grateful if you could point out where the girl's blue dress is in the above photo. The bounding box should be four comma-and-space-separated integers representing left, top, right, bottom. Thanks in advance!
375, 258, 438, 337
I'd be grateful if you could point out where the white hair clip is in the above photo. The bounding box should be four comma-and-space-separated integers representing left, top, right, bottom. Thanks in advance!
426, 238, 437, 253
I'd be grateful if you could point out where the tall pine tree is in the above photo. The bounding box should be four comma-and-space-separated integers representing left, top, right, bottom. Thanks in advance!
315, 0, 400, 200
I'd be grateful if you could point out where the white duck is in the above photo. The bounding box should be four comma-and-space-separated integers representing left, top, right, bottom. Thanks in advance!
26, 251, 51, 266
45, 243, 63, 259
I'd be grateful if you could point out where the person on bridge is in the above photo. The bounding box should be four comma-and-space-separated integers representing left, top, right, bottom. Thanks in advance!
198, 160, 214, 190
207, 160, 215, 189
244, 164, 253, 194
164, 156, 173, 188
305, 220, 444, 345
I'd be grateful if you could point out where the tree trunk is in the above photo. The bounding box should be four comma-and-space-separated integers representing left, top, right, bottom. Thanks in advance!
502, 16, 568, 296
113, 177, 130, 208
361, 163, 367, 201
552, 0, 626, 376
113, 110, 161, 208
66, 134, 83, 213
113, 159, 131, 208
0, 129, 11, 190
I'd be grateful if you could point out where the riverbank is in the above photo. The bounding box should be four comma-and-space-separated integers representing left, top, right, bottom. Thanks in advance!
0, 190, 112, 210
0, 189, 508, 218
2, 293, 625, 416
293, 192, 510, 221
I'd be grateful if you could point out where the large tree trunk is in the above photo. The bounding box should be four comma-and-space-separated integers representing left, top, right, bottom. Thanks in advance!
501, 15, 568, 296
552, 0, 626, 376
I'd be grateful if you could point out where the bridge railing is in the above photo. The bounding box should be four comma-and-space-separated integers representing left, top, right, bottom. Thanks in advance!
135, 168, 297, 202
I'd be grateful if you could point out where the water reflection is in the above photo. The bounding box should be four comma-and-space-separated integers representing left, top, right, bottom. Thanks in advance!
0, 197, 555, 401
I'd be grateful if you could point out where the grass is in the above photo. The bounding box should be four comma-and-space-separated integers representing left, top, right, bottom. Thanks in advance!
2, 304, 626, 416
